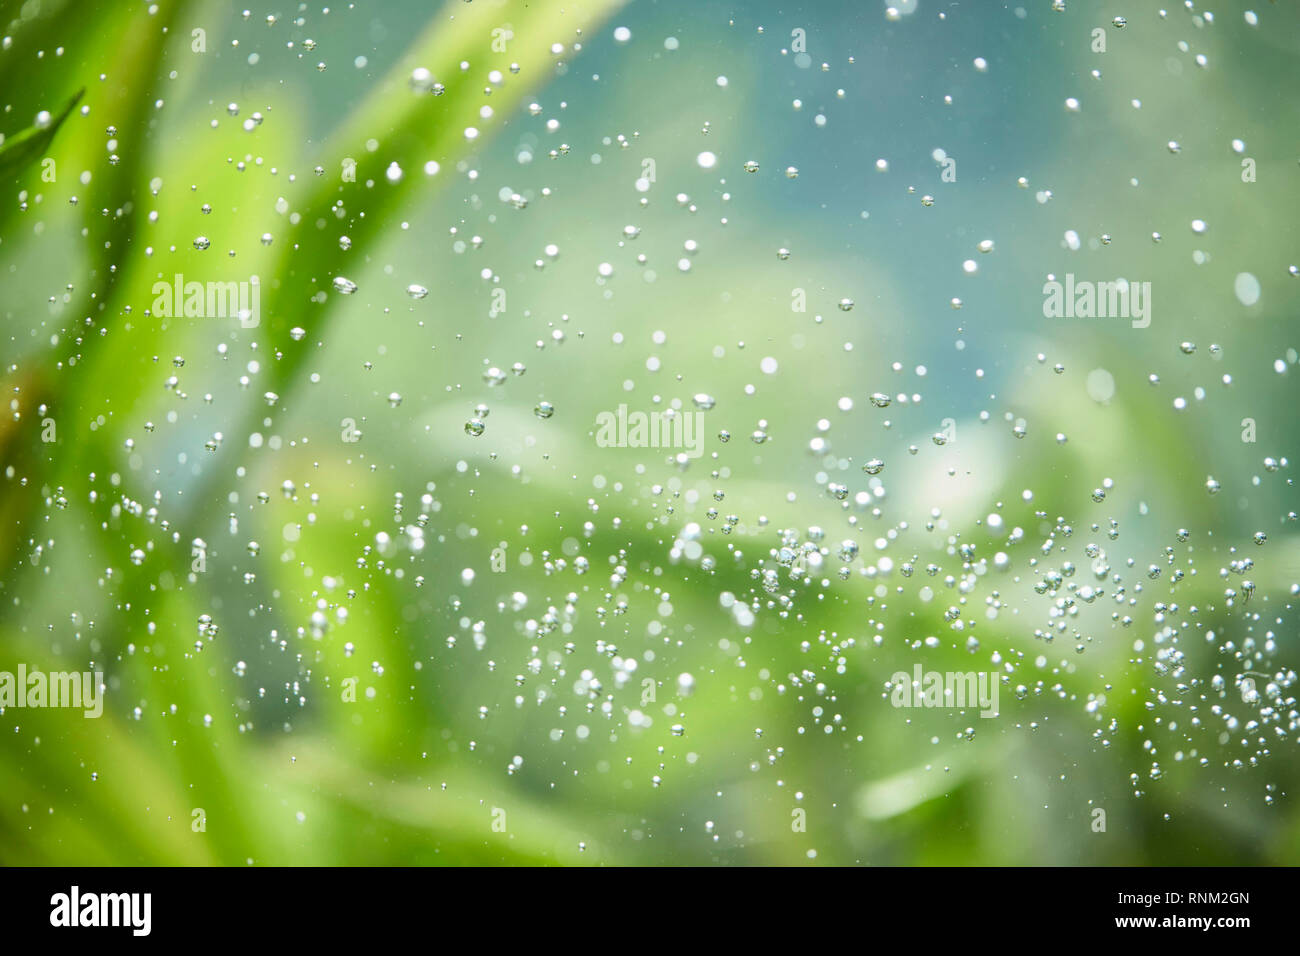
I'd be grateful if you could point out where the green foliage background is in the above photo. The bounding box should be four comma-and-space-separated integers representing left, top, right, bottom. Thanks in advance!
1, 0, 1298, 865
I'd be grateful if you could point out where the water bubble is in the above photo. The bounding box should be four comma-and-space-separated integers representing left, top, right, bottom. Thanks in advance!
1234, 272, 1261, 306
465, 419, 486, 437
534, 401, 554, 419
410, 67, 434, 92
406, 284, 429, 299
332, 276, 358, 295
